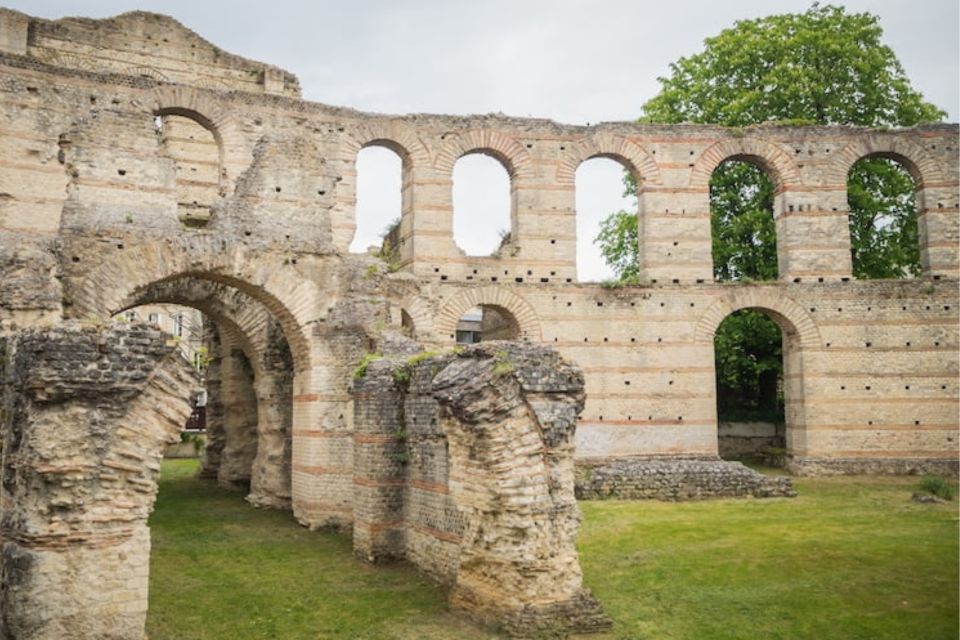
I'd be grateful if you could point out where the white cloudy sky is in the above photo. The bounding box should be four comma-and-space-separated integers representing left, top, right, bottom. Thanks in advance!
12, 0, 959, 280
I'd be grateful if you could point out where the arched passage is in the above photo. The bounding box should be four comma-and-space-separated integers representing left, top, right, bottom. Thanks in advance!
437, 287, 541, 343
117, 276, 295, 507
454, 304, 521, 344
696, 290, 819, 464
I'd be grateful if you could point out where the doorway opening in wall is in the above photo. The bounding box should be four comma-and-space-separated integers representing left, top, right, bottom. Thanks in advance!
455, 304, 521, 344
714, 309, 786, 466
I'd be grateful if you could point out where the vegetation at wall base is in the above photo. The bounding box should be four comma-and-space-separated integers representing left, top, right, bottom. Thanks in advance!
917, 474, 956, 501
149, 460, 959, 639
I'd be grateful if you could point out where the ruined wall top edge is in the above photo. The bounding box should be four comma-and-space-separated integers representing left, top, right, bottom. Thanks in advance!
1, 8, 957, 135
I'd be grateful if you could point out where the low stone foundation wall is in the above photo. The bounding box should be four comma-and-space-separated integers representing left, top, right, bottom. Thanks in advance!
788, 457, 960, 477
575, 458, 796, 500
718, 421, 784, 460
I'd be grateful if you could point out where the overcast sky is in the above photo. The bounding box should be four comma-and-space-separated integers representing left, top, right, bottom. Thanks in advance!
11, 0, 959, 280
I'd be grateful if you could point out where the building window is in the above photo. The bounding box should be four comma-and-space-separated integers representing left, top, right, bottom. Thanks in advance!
148, 313, 160, 325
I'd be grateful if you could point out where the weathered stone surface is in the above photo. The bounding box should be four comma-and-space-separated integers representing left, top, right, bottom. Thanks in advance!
575, 459, 796, 501
0, 323, 196, 640
0, 7, 956, 637
353, 343, 610, 636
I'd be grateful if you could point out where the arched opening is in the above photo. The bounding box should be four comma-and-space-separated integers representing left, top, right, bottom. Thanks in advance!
847, 154, 921, 279
455, 304, 520, 344
112, 302, 261, 492
452, 152, 512, 256
714, 309, 786, 464
350, 144, 403, 254
155, 111, 221, 228
710, 157, 779, 282
400, 308, 415, 337
576, 156, 635, 282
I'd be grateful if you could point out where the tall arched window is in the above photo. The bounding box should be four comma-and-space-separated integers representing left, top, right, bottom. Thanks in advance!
452, 153, 511, 256
350, 145, 403, 254
576, 157, 636, 282
710, 158, 778, 282
847, 155, 920, 279
156, 113, 220, 228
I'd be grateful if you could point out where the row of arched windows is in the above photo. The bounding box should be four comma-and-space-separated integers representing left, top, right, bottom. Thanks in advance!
157, 107, 927, 283
350, 144, 925, 281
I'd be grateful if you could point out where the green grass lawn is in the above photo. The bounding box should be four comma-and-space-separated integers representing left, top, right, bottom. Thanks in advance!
148, 460, 958, 639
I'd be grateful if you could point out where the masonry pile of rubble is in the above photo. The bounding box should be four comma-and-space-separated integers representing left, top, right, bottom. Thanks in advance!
576, 458, 796, 501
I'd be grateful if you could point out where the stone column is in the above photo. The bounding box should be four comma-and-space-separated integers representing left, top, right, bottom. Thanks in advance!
350, 360, 406, 561
197, 319, 225, 479
217, 339, 258, 491
0, 323, 195, 640
247, 323, 294, 510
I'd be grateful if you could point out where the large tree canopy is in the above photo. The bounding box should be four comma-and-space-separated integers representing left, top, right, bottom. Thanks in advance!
595, 3, 945, 423
640, 4, 944, 127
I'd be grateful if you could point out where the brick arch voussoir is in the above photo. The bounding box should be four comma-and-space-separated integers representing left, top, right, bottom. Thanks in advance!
66, 239, 315, 370
827, 134, 945, 189
694, 289, 821, 350
437, 286, 541, 342
342, 123, 433, 169
556, 132, 662, 187
690, 138, 802, 191
142, 85, 249, 187
434, 130, 535, 182
121, 276, 276, 369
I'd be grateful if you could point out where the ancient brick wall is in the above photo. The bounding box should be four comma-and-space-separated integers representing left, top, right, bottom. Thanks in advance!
0, 9, 955, 528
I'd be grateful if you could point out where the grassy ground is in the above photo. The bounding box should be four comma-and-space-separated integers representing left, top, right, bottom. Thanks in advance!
148, 460, 958, 639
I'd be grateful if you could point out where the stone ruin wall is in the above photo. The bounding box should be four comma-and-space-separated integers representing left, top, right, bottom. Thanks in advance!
351, 342, 609, 636
0, 323, 196, 639
1, 9, 956, 479
0, 8, 956, 636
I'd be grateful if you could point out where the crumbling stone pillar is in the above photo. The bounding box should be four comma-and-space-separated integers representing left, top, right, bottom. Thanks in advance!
247, 323, 294, 510
351, 359, 407, 561
432, 344, 609, 636
0, 322, 196, 640
352, 343, 610, 636
197, 319, 224, 479
217, 339, 258, 491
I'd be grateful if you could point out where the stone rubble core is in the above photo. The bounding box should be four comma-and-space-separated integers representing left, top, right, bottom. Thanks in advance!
352, 342, 610, 636
0, 323, 197, 640
575, 459, 796, 501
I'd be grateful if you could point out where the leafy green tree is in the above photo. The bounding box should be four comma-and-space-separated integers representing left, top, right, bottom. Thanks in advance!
595, 3, 945, 421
